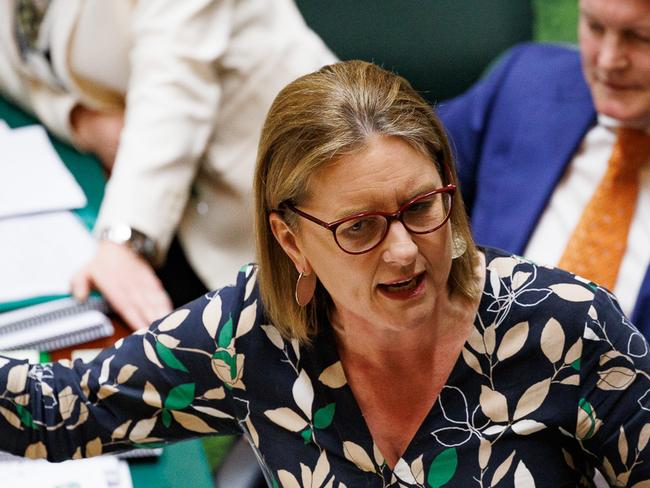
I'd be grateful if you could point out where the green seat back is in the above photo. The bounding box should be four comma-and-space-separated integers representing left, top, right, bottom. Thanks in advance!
296, 0, 534, 102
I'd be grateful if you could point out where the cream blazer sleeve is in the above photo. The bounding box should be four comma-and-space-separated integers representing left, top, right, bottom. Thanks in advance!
94, 0, 232, 259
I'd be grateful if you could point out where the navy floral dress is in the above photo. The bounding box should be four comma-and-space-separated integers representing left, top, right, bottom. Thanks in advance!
1, 247, 650, 487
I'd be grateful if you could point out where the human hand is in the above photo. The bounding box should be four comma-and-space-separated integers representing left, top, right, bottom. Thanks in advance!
70, 104, 124, 172
71, 241, 173, 330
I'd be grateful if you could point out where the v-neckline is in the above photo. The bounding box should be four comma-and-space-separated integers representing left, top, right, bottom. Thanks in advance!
316, 302, 484, 477
312, 248, 492, 478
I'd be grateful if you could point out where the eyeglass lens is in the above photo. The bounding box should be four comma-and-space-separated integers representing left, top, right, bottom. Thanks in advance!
335, 192, 451, 253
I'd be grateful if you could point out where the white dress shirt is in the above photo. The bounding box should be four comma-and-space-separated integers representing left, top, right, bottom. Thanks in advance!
525, 116, 650, 317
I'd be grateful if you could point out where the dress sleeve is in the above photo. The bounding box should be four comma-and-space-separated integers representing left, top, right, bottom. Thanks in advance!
0, 264, 259, 461
94, 0, 233, 259
577, 287, 650, 485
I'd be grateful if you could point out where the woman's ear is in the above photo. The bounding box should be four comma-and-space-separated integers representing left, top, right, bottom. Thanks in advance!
269, 212, 310, 272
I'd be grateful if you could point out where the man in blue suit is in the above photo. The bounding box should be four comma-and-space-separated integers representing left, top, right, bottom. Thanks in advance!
438, 0, 650, 336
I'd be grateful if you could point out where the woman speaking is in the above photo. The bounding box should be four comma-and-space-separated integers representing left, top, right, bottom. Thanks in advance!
0, 60, 649, 487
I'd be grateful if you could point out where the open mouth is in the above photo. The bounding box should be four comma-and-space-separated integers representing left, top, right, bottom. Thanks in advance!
378, 273, 425, 294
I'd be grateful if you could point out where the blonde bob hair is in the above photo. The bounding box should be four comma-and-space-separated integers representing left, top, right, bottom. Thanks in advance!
254, 60, 479, 343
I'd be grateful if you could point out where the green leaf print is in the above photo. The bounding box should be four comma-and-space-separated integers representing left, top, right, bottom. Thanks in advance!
162, 409, 172, 428
300, 427, 313, 444
155, 341, 189, 372
164, 383, 196, 411
213, 350, 238, 379
578, 398, 598, 439
15, 405, 35, 429
313, 403, 336, 430
427, 448, 458, 488
218, 315, 234, 349
571, 358, 581, 371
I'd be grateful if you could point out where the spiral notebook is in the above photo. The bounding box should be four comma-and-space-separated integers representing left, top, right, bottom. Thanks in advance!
0, 296, 113, 351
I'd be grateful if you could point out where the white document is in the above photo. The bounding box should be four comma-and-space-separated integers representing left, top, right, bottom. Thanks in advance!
0, 211, 95, 302
0, 124, 87, 218
0, 119, 9, 133
0, 455, 133, 488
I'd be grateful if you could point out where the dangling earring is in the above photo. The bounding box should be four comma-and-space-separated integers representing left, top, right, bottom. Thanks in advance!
295, 271, 316, 306
451, 232, 467, 259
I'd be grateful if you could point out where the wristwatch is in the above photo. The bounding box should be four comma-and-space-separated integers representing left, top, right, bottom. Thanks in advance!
98, 225, 158, 265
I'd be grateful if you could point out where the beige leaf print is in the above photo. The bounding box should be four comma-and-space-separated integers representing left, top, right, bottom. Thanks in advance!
598, 367, 636, 390
541, 318, 564, 363
373, 443, 384, 467
59, 386, 78, 421
158, 309, 190, 332
244, 268, 257, 300
97, 384, 119, 400
277, 470, 301, 488
85, 437, 103, 457
292, 369, 314, 419
111, 419, 132, 439
490, 450, 515, 486
549, 283, 594, 302
319, 361, 347, 389
511, 419, 546, 435
117, 364, 138, 384
13, 394, 29, 406
600, 350, 626, 366
202, 293, 222, 339
301, 462, 313, 487
467, 325, 486, 354
632, 481, 650, 488
171, 410, 216, 433
343, 441, 376, 472
203, 386, 225, 400
496, 321, 529, 361
562, 448, 575, 470
489, 256, 517, 278
394, 458, 417, 484
564, 338, 582, 365
245, 417, 260, 448
261, 325, 285, 350
98, 355, 114, 384
511, 271, 531, 290
80, 370, 91, 399
312, 451, 331, 487
6, 363, 28, 394
68, 402, 89, 429
264, 407, 308, 432
143, 381, 162, 408
619, 426, 629, 465
513, 378, 551, 420
478, 438, 491, 469
193, 406, 233, 419
514, 460, 535, 487
0, 406, 23, 430
25, 441, 47, 459
484, 323, 496, 355
480, 385, 509, 423
157, 334, 180, 349
143, 339, 164, 368
560, 375, 580, 386
638, 423, 650, 451
602, 456, 616, 484
129, 417, 158, 442
462, 347, 483, 375
236, 302, 257, 338
412, 454, 425, 485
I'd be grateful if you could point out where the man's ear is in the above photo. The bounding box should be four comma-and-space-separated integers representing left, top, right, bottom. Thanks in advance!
269, 212, 311, 273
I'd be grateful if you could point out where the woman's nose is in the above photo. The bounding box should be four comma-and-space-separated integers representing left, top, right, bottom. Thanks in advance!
381, 221, 418, 265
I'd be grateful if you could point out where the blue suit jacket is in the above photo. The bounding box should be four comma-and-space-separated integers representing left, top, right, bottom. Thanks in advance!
438, 42, 650, 336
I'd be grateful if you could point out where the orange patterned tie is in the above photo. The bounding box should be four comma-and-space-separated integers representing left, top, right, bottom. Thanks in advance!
558, 127, 650, 289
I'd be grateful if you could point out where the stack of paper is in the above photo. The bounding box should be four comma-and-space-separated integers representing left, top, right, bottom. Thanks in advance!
0, 124, 93, 305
